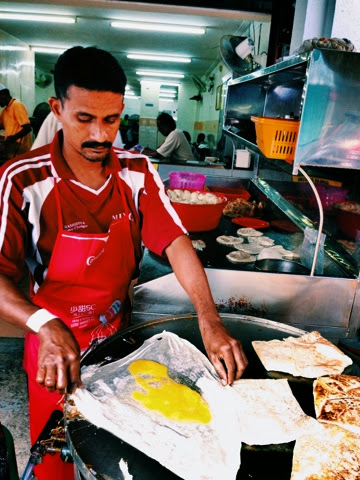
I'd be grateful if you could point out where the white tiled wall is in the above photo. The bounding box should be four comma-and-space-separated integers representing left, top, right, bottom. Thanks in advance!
0, 29, 35, 117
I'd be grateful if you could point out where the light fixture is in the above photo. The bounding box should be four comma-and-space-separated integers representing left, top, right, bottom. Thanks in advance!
111, 20, 205, 35
140, 80, 181, 87
125, 91, 136, 96
0, 12, 76, 24
136, 70, 184, 79
159, 93, 176, 98
159, 98, 175, 103
160, 89, 177, 94
31, 46, 67, 54
0, 45, 29, 51
128, 53, 191, 63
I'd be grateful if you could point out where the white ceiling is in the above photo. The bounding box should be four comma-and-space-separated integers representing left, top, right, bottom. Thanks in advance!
0, 1, 271, 94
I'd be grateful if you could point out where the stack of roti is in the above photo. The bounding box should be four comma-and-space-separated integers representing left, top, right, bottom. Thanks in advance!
313, 374, 360, 435
252, 331, 353, 378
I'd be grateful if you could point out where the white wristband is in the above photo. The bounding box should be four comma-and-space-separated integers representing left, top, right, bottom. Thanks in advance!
26, 309, 58, 333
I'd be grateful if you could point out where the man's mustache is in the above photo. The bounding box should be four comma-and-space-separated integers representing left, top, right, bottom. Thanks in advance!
81, 141, 112, 149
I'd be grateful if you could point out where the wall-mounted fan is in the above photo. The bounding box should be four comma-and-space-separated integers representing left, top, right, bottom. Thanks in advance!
190, 75, 206, 101
219, 35, 260, 76
35, 71, 53, 89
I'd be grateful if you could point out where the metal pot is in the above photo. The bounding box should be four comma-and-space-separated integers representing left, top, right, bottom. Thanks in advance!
254, 258, 310, 275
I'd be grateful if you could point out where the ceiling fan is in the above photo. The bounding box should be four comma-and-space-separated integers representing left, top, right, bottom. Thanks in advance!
35, 71, 53, 89
219, 35, 260, 76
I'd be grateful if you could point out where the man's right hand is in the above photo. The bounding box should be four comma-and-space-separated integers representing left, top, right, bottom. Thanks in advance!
36, 318, 81, 395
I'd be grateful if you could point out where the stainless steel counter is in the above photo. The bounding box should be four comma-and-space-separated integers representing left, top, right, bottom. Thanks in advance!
132, 195, 360, 340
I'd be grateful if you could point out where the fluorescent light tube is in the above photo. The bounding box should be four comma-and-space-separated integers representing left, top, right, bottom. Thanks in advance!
159, 93, 176, 98
128, 54, 191, 63
0, 45, 29, 51
111, 21, 205, 35
0, 12, 76, 24
160, 89, 177, 94
31, 46, 67, 54
140, 80, 181, 87
136, 71, 184, 78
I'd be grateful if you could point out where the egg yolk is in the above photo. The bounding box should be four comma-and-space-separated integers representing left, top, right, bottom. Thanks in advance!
128, 359, 211, 424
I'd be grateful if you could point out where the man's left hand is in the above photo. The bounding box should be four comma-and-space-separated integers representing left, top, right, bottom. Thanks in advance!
200, 320, 248, 385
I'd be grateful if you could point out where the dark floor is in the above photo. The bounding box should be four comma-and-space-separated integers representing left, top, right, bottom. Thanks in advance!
0, 337, 31, 477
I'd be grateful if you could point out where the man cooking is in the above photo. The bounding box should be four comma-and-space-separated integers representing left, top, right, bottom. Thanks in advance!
0, 83, 33, 161
142, 112, 195, 162
0, 46, 247, 479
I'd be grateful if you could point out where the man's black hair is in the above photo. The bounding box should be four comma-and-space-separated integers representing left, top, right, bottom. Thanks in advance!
54, 46, 127, 102
157, 112, 176, 131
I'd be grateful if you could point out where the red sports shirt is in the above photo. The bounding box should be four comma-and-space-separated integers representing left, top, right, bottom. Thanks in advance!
0, 131, 186, 293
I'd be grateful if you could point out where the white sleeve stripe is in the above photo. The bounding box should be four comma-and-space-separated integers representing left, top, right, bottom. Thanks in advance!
0, 160, 53, 251
0, 154, 52, 201
115, 152, 186, 233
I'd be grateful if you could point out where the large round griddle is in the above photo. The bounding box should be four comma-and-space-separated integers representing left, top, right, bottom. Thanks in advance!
65, 314, 359, 480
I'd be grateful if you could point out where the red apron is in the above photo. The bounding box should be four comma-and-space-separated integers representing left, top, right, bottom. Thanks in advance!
23, 174, 136, 480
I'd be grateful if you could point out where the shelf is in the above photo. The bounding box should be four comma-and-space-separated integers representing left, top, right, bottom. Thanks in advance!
224, 49, 360, 173
252, 178, 358, 279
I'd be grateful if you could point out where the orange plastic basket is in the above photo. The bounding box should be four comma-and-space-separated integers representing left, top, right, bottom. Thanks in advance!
251, 116, 300, 163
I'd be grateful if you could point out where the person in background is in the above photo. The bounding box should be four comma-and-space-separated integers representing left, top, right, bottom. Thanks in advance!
32, 110, 124, 150
193, 133, 210, 161
0, 83, 32, 160
30, 102, 51, 138
183, 130, 200, 160
0, 46, 247, 480
142, 112, 195, 162
124, 118, 139, 150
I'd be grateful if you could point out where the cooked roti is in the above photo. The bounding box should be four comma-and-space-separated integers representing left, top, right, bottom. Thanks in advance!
216, 235, 244, 246
192, 239, 206, 251
290, 423, 360, 480
237, 227, 263, 237
234, 243, 263, 255
248, 236, 275, 247
252, 331, 353, 378
313, 375, 360, 435
226, 250, 256, 264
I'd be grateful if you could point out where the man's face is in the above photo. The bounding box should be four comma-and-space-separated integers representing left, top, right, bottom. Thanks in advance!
157, 121, 170, 137
49, 85, 125, 164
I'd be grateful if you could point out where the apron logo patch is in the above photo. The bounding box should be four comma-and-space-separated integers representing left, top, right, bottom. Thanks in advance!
70, 304, 96, 328
64, 220, 88, 231
86, 247, 105, 266
112, 212, 134, 221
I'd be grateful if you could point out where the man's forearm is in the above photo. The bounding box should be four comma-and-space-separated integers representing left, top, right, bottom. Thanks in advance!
165, 235, 248, 384
0, 273, 40, 329
165, 235, 220, 324
7, 124, 32, 143
141, 147, 162, 158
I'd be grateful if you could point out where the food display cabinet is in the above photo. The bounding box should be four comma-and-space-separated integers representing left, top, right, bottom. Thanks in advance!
132, 50, 360, 342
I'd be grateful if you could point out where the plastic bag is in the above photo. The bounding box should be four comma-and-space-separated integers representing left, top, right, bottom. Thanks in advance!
298, 227, 326, 274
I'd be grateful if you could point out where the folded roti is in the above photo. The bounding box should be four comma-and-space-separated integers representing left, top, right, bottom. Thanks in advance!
290, 423, 360, 480
313, 375, 360, 435
230, 378, 318, 445
252, 331, 352, 378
